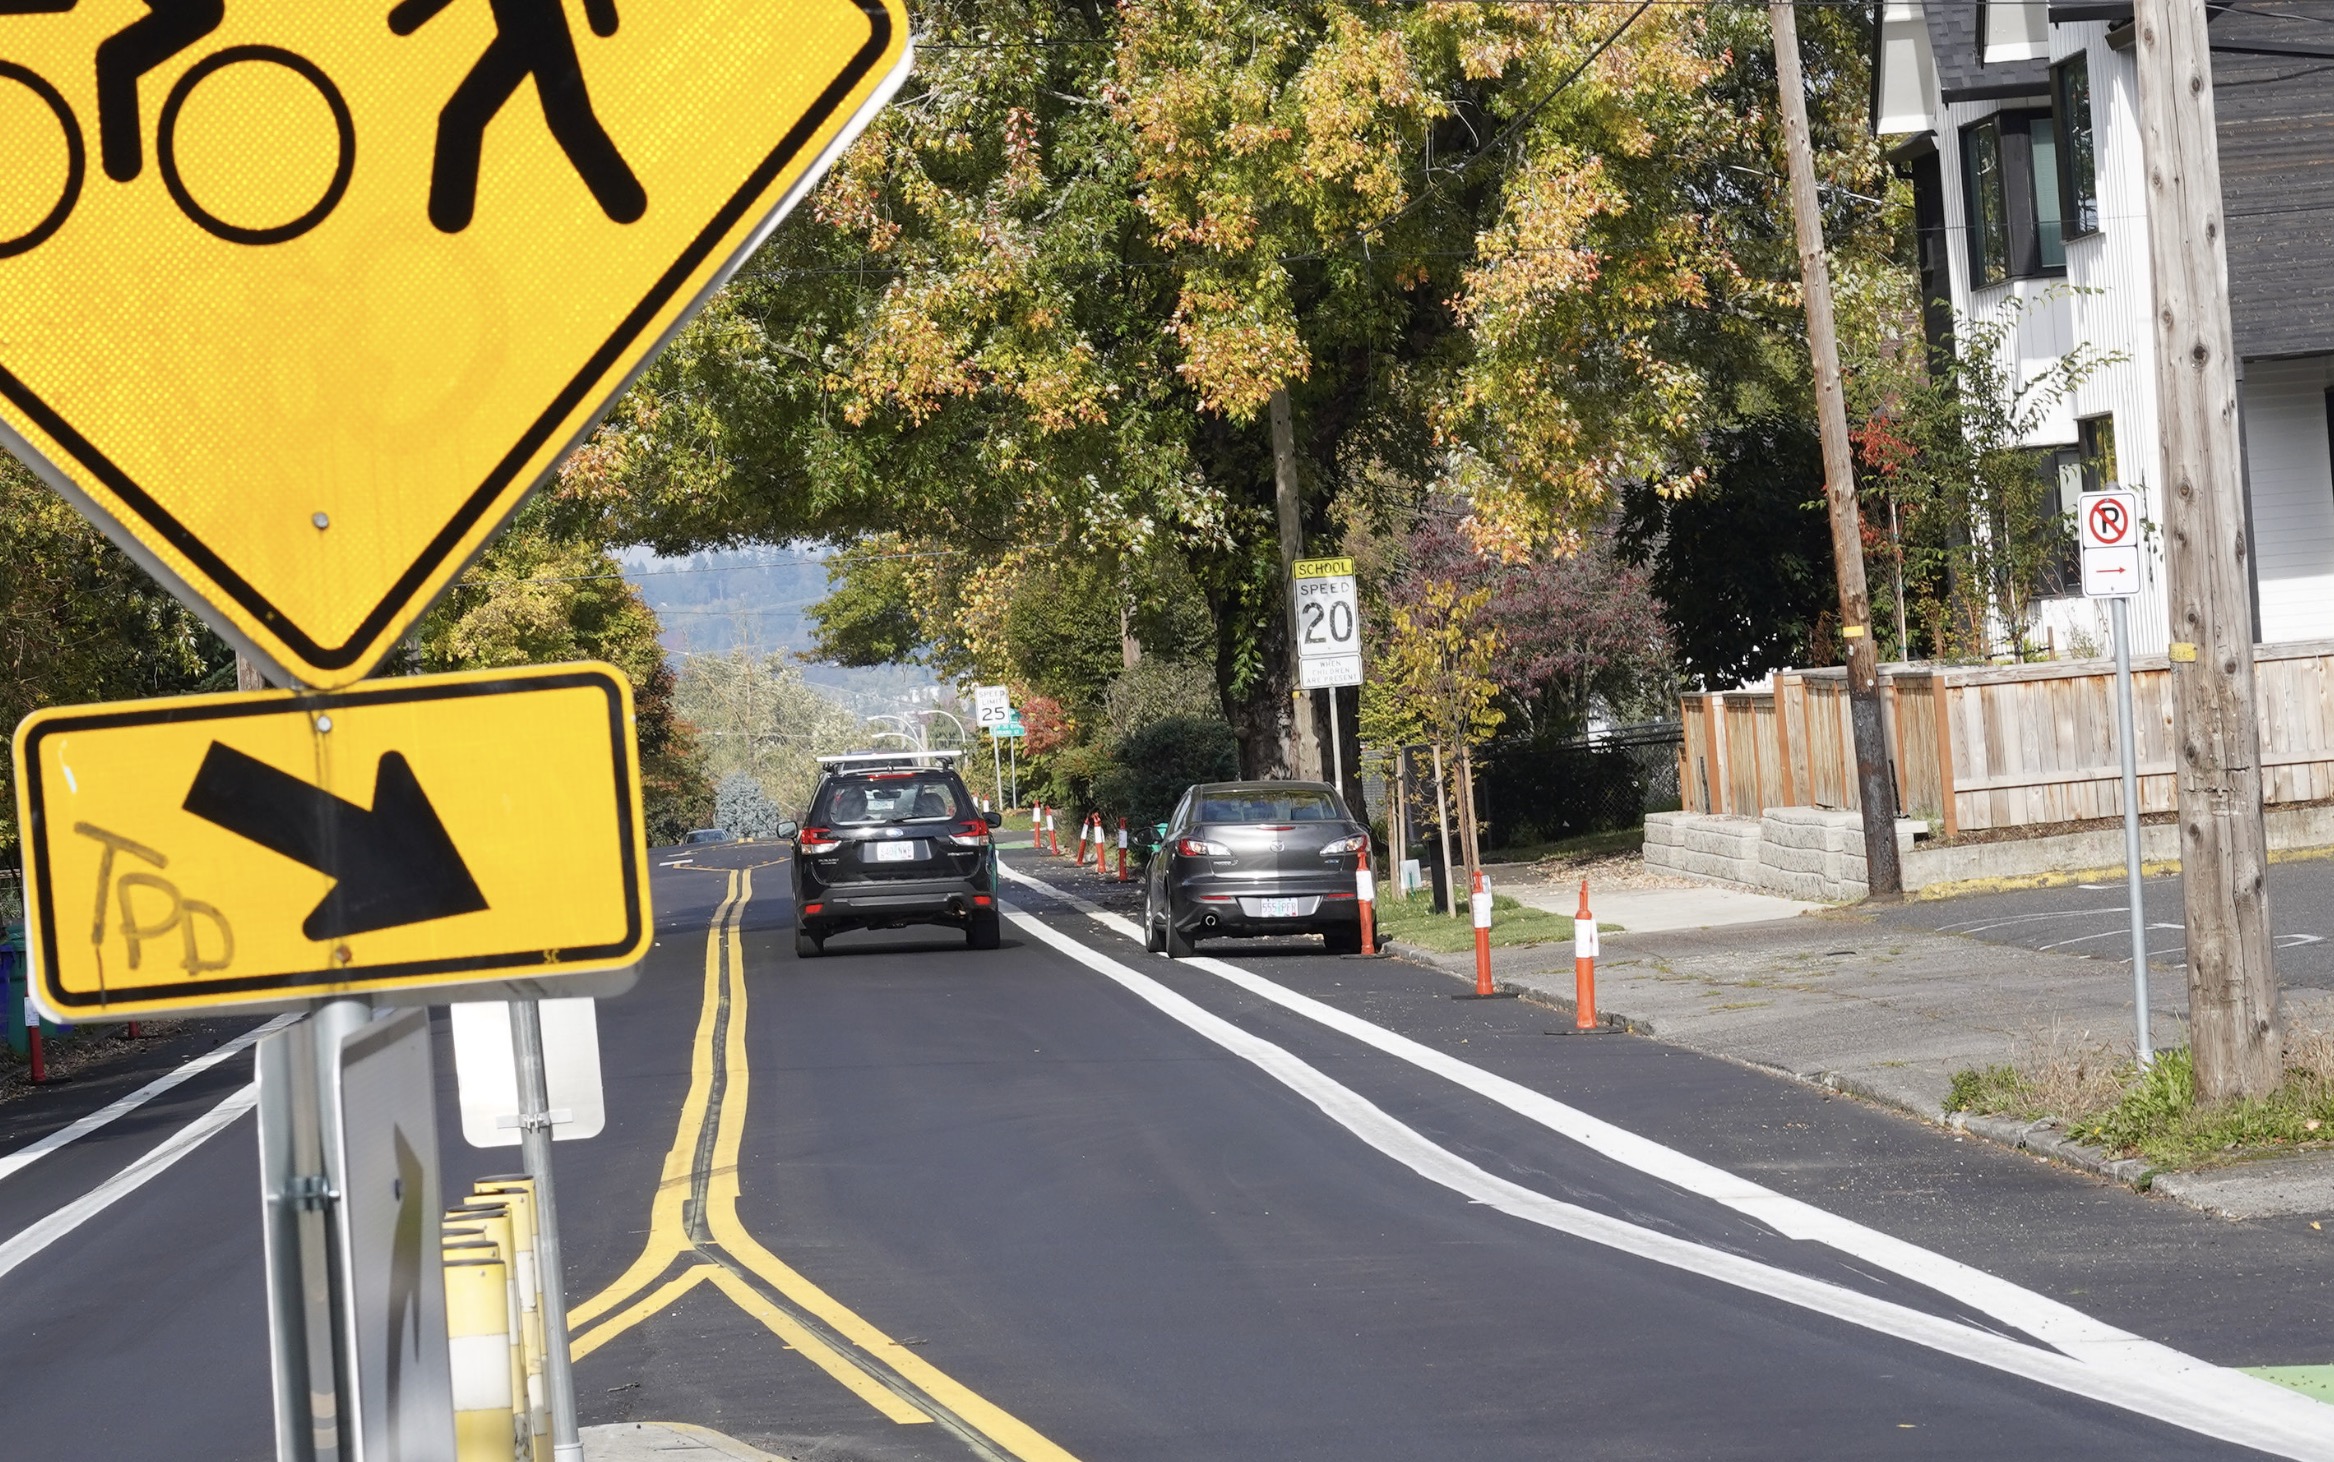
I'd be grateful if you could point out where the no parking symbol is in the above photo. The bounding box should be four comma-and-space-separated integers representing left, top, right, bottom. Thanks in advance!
2080, 488, 2141, 599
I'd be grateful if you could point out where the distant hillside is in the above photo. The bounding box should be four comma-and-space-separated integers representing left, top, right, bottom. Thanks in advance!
619, 545, 941, 713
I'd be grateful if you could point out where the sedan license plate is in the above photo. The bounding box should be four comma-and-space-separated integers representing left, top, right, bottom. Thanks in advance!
872, 841, 922, 863
1258, 897, 1306, 918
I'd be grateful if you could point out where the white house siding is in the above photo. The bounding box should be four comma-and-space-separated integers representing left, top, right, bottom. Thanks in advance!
1916, 26, 2175, 653
2247, 356, 2334, 643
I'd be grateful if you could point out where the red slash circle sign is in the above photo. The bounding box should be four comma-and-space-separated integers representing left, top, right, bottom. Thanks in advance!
2087, 496, 2132, 547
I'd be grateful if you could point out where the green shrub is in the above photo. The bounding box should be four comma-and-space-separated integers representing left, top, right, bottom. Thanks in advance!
1094, 714, 1239, 832
1944, 1065, 2030, 1115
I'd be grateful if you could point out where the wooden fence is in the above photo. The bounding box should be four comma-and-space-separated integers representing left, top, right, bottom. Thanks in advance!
1677, 640, 2334, 837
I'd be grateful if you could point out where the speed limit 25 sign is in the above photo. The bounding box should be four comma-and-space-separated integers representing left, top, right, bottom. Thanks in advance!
1292, 557, 1363, 689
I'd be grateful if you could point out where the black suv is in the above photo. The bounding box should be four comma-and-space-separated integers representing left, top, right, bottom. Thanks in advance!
784, 753, 1003, 956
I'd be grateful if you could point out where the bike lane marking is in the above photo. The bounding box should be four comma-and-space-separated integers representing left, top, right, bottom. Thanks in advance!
0, 1078, 257, 1287
563, 867, 1084, 1460
998, 863, 2334, 1448
0, 1012, 295, 1188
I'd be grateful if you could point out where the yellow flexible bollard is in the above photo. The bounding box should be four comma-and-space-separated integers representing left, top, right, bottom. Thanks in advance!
445, 1255, 516, 1462
451, 1200, 530, 1456
475, 1177, 550, 1462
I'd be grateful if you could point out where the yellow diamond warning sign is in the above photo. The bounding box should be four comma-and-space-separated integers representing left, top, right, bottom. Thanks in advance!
0, 0, 910, 687
11, 662, 652, 1017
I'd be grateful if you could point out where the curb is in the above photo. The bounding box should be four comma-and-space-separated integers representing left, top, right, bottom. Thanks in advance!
1379, 941, 2170, 1196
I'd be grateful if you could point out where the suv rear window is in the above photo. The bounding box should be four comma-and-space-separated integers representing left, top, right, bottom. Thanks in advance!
815, 777, 966, 826
1197, 790, 1343, 823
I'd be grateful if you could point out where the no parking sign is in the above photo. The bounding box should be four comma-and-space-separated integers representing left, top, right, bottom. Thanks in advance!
2080, 489, 2142, 598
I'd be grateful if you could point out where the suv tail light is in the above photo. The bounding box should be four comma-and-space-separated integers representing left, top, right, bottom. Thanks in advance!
945, 820, 991, 848
798, 827, 840, 854
1175, 837, 1230, 856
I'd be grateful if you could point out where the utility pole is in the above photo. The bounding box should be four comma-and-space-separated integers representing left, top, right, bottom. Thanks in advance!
2133, 0, 2281, 1098
1768, 0, 1902, 900
1270, 387, 1322, 781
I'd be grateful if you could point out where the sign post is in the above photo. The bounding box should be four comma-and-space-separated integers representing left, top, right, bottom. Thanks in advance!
974, 686, 1012, 812
1293, 558, 1363, 797
2081, 488, 2154, 1065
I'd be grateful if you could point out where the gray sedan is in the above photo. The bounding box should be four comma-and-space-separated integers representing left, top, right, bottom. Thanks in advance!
1142, 781, 1369, 957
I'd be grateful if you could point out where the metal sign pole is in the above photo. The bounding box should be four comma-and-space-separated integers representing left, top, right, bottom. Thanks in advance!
1008, 738, 1018, 807
510, 998, 584, 1461
2112, 596, 2154, 1066
992, 733, 1006, 813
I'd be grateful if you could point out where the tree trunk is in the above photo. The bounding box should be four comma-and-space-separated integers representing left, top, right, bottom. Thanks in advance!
2133, 0, 2280, 1098
1770, 0, 1903, 901
1270, 387, 1321, 781
1218, 586, 1298, 779
236, 653, 268, 692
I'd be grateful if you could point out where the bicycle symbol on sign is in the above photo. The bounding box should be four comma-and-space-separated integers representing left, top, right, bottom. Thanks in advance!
1, 0, 643, 259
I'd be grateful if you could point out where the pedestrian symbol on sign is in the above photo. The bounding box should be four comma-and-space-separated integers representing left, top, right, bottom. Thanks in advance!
390, 0, 647, 233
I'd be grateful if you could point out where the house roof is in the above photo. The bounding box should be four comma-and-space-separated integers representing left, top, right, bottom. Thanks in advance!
1926, 1, 2053, 102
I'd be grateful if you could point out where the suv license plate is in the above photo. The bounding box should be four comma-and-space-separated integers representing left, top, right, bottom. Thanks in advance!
1259, 897, 1305, 918
873, 841, 922, 863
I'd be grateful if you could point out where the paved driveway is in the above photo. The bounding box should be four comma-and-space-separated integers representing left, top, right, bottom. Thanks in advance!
1870, 855, 2334, 989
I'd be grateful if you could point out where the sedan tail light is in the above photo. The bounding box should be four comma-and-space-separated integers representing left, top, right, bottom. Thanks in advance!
1320, 835, 1367, 856
1175, 837, 1231, 857
798, 826, 841, 854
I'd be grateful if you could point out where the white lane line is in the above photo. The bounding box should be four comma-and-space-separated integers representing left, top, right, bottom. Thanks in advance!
1000, 900, 2332, 1457
998, 866, 2321, 1404
0, 1015, 291, 1187
0, 1082, 257, 1287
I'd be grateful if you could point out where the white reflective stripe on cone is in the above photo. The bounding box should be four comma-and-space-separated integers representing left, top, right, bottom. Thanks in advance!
1471, 892, 1493, 929
1575, 920, 1599, 958
1356, 868, 1375, 902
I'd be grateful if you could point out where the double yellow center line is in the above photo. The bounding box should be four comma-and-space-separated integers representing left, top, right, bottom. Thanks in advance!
564, 869, 1080, 1462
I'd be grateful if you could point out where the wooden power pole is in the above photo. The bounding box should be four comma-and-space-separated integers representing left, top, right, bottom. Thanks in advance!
1769, 0, 1902, 900
2133, 0, 2281, 1097
1270, 386, 1323, 781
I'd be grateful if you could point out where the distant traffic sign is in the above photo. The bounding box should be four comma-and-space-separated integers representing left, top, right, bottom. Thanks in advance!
0, 1, 911, 686
2079, 489, 2142, 599
990, 708, 1026, 739
973, 685, 1012, 729
12, 662, 651, 1018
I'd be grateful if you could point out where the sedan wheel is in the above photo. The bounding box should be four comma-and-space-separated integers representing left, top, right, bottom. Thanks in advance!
1144, 887, 1166, 954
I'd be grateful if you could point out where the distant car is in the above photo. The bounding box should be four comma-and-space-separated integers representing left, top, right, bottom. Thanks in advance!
783, 753, 1004, 956
1142, 780, 1369, 958
685, 829, 734, 845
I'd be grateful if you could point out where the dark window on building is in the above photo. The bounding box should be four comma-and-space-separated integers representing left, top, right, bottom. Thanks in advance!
1962, 110, 2067, 287
2035, 445, 2083, 597
2053, 55, 2100, 238
1907, 146, 1955, 360
2078, 413, 2118, 490
1964, 117, 2010, 286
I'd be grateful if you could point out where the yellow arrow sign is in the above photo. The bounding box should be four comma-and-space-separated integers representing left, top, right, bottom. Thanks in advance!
11, 662, 652, 1018
0, 0, 910, 687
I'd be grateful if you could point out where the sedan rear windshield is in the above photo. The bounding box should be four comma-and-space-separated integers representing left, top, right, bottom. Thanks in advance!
1197, 790, 1344, 823
816, 777, 966, 826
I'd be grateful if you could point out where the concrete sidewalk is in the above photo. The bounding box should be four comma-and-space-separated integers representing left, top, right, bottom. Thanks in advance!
1385, 908, 2334, 1219
1503, 880, 1823, 934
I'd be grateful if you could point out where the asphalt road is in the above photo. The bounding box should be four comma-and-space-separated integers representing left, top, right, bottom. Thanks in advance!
1868, 855, 2334, 988
3, 843, 2333, 1459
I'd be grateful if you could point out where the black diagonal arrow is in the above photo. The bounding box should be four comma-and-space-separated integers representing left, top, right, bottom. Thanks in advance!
183, 742, 489, 940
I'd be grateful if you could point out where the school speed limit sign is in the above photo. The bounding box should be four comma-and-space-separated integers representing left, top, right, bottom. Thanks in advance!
1292, 557, 1363, 689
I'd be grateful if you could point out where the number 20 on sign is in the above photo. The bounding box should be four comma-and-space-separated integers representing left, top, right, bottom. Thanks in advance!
0, 0, 911, 687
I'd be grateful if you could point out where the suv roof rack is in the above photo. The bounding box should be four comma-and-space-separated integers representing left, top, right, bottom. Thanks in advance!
814, 749, 965, 768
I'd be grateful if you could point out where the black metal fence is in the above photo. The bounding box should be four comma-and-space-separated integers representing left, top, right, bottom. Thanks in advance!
1469, 721, 1684, 849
